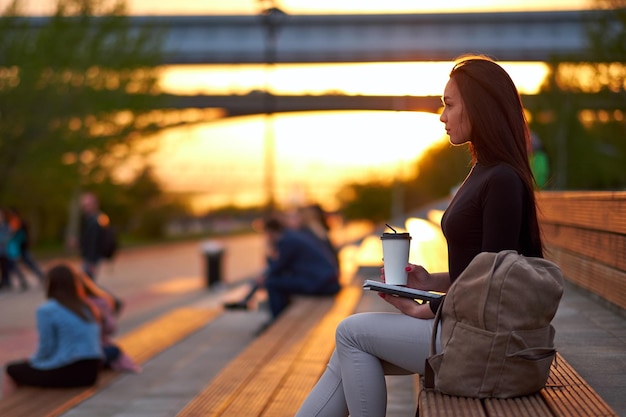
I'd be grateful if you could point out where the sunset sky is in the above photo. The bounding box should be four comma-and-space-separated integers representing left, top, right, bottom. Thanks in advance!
2, 0, 593, 15
130, 0, 593, 15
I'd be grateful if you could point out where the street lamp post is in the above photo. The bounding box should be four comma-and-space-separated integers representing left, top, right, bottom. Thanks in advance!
258, 3, 286, 212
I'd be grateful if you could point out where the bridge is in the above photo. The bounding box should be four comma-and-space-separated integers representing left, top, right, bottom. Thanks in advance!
163, 94, 444, 116
161, 92, 621, 117
140, 10, 601, 64
18, 10, 603, 64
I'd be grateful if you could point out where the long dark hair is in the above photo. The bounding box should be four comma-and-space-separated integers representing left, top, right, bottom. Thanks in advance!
46, 263, 98, 322
450, 55, 543, 256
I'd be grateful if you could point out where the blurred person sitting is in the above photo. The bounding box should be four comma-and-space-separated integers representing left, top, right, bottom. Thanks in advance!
79, 274, 141, 373
225, 214, 340, 332
2, 263, 103, 397
224, 208, 341, 311
262, 215, 340, 319
298, 204, 340, 270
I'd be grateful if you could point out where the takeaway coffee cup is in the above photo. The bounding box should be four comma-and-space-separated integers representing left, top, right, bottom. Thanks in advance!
381, 230, 412, 286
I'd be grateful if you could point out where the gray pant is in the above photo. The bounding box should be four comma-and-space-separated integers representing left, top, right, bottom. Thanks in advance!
296, 312, 440, 417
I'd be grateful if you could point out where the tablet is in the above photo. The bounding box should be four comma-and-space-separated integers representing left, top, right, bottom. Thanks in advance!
362, 280, 444, 303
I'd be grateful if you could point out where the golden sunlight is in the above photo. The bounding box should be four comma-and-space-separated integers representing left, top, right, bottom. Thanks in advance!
125, 0, 592, 15
152, 60, 549, 212
149, 109, 446, 212
158, 62, 548, 96
150, 277, 204, 294
405, 217, 449, 272
2, 0, 592, 19
353, 216, 448, 272
145, 0, 555, 212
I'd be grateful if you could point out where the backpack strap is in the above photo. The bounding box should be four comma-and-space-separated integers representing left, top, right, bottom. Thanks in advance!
424, 298, 445, 389
429, 298, 444, 357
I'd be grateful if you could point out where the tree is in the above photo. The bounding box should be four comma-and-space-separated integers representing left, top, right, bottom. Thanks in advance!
336, 138, 471, 222
528, 1, 626, 189
404, 138, 471, 209
94, 166, 190, 239
0, 0, 168, 244
337, 180, 395, 223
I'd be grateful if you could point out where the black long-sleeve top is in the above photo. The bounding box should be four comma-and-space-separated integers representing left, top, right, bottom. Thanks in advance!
433, 163, 541, 313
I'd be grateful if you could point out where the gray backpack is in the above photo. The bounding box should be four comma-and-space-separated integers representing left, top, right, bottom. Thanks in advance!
425, 250, 564, 398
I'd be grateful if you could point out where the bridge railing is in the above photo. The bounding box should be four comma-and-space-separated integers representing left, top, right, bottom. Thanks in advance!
10, 10, 612, 64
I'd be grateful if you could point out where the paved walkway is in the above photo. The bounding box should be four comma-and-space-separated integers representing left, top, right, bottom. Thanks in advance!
1, 223, 625, 416
0, 235, 268, 369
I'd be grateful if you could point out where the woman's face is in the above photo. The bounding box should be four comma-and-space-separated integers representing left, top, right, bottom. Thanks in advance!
440, 78, 471, 145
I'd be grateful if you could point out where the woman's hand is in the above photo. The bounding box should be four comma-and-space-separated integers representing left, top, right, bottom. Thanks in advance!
378, 293, 435, 319
387, 265, 451, 294
380, 263, 432, 290
405, 264, 433, 291
379, 263, 436, 319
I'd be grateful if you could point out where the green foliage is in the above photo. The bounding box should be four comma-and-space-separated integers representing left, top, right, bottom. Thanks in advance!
587, 0, 626, 62
528, 1, 626, 189
86, 166, 190, 239
337, 180, 395, 222
336, 138, 471, 221
404, 138, 471, 209
0, 0, 174, 244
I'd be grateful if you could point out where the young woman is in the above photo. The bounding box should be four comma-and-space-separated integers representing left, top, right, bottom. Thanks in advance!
295, 55, 544, 417
2, 263, 103, 396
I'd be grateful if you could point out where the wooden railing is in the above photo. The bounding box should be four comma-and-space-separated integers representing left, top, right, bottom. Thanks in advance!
537, 190, 626, 312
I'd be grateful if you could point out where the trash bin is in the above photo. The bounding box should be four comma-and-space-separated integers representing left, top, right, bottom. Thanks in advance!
200, 241, 224, 288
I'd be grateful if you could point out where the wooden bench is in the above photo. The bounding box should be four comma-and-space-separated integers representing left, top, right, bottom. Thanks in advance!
537, 190, 626, 311
0, 306, 220, 417
417, 353, 618, 416
176, 284, 363, 417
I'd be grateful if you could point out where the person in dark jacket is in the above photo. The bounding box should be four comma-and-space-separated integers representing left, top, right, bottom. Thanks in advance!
79, 192, 105, 281
224, 214, 340, 326
262, 216, 340, 319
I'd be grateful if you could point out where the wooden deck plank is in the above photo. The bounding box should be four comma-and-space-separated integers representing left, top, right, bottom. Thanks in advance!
541, 354, 618, 417
117, 307, 221, 363
0, 307, 220, 417
261, 286, 362, 417
219, 319, 317, 417
0, 387, 93, 417
419, 389, 486, 417
176, 297, 332, 417
484, 395, 553, 417
176, 285, 364, 417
